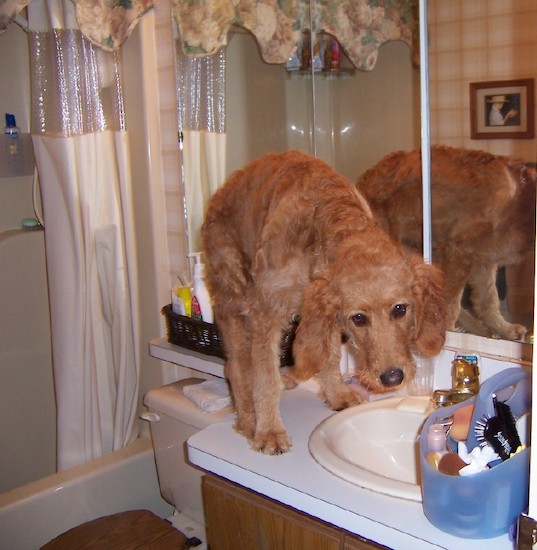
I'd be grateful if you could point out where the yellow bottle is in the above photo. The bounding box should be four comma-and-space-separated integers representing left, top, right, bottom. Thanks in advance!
176, 285, 192, 317
172, 285, 192, 317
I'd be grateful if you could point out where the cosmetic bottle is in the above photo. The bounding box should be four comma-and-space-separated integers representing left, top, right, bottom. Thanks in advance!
426, 423, 449, 469
188, 252, 214, 323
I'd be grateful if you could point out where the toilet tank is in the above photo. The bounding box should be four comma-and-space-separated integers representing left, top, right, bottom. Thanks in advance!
143, 378, 232, 526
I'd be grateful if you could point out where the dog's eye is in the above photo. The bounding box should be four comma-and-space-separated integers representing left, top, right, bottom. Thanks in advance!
391, 303, 407, 319
351, 313, 369, 327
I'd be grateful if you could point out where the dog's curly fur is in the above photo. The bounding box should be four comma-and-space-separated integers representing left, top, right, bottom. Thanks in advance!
201, 151, 445, 454
357, 145, 536, 340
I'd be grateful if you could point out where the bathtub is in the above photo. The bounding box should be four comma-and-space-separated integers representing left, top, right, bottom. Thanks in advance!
0, 437, 173, 549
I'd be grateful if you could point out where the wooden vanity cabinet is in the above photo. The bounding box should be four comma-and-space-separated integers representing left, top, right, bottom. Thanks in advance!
202, 474, 388, 550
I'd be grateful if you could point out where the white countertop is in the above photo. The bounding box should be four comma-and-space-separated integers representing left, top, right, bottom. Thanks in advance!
149, 337, 515, 550
187, 386, 512, 550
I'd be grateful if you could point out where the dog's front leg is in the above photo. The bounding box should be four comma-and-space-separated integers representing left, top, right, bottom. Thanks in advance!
315, 344, 361, 411
250, 321, 292, 454
287, 277, 360, 411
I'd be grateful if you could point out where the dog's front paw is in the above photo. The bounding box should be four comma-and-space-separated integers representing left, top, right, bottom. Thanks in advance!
323, 385, 362, 411
497, 322, 527, 342
279, 367, 298, 390
251, 430, 292, 455
234, 417, 255, 441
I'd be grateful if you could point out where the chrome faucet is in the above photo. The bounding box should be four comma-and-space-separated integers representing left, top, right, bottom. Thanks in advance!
432, 358, 480, 408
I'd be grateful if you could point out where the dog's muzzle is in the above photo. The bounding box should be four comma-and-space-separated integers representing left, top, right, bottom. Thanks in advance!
380, 368, 404, 387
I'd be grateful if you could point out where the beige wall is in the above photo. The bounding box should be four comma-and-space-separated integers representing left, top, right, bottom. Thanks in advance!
429, 0, 537, 162
0, 24, 55, 491
225, 32, 419, 182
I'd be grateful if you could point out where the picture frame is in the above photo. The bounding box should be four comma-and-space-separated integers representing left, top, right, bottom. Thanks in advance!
469, 79, 534, 139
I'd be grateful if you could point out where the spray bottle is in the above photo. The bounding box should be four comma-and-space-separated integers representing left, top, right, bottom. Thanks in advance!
188, 252, 214, 323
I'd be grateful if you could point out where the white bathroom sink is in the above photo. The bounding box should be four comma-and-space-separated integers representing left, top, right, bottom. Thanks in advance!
308, 396, 433, 502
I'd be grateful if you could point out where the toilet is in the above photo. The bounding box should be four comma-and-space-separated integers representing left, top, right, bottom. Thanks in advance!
142, 377, 232, 527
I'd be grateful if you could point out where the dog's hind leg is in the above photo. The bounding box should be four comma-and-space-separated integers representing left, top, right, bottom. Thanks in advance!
210, 304, 258, 440
217, 316, 257, 441
249, 314, 292, 454
434, 248, 471, 331
467, 263, 527, 340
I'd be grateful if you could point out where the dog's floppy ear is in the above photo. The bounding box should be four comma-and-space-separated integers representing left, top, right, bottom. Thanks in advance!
290, 275, 341, 381
410, 256, 446, 355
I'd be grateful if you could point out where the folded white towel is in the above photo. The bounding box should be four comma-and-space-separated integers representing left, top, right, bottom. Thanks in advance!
183, 379, 232, 412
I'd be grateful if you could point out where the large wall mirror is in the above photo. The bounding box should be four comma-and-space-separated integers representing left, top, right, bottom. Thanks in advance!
171, 0, 536, 361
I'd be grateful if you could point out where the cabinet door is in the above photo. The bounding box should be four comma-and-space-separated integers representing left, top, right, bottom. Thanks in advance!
202, 474, 341, 550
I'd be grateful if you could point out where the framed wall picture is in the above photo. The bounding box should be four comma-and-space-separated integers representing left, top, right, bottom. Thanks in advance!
470, 79, 535, 139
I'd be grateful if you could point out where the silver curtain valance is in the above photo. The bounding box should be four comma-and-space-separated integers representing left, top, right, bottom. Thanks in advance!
1, 0, 417, 70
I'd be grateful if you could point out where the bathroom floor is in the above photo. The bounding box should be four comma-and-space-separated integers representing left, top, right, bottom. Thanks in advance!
169, 511, 207, 550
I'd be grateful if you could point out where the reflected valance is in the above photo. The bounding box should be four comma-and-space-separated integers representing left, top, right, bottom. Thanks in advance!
1, 0, 418, 70
171, 0, 418, 70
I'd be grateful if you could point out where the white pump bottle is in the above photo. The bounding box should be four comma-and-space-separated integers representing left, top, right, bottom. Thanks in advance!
188, 252, 214, 323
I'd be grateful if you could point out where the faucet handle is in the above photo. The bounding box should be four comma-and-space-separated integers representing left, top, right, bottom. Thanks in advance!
451, 358, 480, 394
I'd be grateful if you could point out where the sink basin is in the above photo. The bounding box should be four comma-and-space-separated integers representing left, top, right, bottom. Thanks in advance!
309, 396, 433, 501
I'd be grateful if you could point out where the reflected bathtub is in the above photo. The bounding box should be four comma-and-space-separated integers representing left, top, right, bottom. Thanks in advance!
0, 437, 172, 550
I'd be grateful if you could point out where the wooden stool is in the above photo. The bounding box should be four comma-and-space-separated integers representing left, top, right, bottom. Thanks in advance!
41, 509, 187, 549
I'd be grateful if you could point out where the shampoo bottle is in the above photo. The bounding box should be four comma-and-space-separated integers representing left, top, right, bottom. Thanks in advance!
4, 113, 20, 158
188, 252, 214, 323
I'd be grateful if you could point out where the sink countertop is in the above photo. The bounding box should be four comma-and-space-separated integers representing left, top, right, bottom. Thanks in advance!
187, 386, 512, 550
150, 337, 514, 550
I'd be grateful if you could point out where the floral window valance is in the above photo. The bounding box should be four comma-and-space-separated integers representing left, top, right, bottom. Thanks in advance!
1, 0, 418, 71
0, 0, 153, 51
171, 0, 418, 71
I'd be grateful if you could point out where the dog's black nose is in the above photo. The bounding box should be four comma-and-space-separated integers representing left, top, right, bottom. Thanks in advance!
380, 368, 404, 387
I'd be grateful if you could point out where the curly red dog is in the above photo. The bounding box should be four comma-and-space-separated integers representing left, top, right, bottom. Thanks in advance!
357, 145, 536, 340
202, 151, 445, 454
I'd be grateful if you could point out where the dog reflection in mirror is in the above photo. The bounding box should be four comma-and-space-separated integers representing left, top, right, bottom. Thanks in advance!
357, 145, 536, 341
202, 151, 445, 454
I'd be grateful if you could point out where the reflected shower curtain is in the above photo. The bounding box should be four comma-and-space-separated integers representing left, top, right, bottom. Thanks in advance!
175, 41, 226, 252
28, 1, 140, 471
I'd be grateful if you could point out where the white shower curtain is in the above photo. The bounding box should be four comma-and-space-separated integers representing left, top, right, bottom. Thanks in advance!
182, 130, 226, 252
28, 1, 140, 470
175, 43, 227, 252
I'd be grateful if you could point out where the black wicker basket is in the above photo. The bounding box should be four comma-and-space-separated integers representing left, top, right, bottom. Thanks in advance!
162, 304, 225, 359
162, 304, 297, 366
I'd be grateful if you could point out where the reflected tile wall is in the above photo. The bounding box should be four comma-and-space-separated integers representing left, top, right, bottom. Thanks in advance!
429, 0, 537, 162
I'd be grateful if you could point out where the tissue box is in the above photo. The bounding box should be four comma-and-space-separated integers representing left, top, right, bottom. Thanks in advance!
419, 368, 531, 539
161, 304, 297, 366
